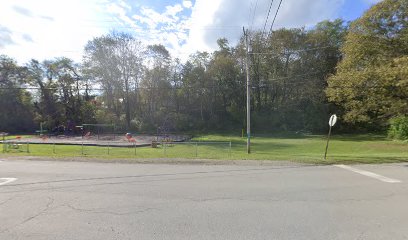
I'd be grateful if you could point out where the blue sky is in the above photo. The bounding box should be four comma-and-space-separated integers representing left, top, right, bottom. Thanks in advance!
0, 0, 381, 63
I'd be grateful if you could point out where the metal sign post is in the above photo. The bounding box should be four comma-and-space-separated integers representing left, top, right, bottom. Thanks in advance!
324, 114, 337, 160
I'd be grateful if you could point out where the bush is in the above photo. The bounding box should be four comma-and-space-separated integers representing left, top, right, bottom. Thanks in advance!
388, 116, 408, 140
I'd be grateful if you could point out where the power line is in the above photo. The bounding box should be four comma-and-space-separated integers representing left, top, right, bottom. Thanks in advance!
262, 0, 275, 38
249, 45, 335, 56
267, 0, 283, 37
1, 82, 398, 92
248, 1, 254, 30
262, 72, 322, 82
0, 85, 242, 91
0, 72, 322, 91
27, 44, 338, 56
249, 0, 259, 32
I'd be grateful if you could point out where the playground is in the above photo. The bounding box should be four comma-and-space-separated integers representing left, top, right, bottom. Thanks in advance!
1, 123, 188, 147
2, 133, 190, 147
2, 122, 189, 149
21, 134, 188, 147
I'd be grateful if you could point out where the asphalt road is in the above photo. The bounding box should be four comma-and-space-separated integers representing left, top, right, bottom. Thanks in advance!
1, 159, 407, 240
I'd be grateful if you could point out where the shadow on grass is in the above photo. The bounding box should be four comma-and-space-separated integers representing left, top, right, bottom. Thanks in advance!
195, 132, 390, 142
330, 134, 387, 142
251, 133, 318, 139
194, 131, 321, 140
232, 141, 293, 151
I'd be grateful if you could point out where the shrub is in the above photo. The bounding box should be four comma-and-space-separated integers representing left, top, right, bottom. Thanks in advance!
388, 116, 408, 140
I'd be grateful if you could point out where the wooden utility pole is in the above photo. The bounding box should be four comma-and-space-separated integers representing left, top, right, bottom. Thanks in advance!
243, 27, 251, 154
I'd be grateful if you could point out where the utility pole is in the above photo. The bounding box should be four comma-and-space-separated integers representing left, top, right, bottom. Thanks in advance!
243, 27, 251, 154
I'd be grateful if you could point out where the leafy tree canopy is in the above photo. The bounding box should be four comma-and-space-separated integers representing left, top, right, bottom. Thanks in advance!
326, 0, 408, 125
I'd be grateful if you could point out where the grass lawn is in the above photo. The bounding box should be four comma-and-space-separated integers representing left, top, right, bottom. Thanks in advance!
1, 134, 407, 164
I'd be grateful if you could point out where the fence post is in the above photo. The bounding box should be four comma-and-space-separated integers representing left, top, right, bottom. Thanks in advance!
134, 142, 137, 156
107, 142, 110, 155
229, 141, 232, 158
27, 142, 30, 153
195, 142, 198, 157
2, 134, 5, 153
164, 142, 167, 156
81, 142, 84, 155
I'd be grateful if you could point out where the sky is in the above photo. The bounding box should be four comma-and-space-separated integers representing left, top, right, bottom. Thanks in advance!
0, 0, 382, 64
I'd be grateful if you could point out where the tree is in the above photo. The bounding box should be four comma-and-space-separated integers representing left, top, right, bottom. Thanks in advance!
326, 0, 408, 126
208, 39, 244, 126
139, 44, 173, 130
234, 20, 346, 132
0, 55, 35, 132
83, 32, 144, 128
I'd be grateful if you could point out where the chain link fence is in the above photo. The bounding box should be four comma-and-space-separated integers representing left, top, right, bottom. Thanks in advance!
1, 140, 232, 159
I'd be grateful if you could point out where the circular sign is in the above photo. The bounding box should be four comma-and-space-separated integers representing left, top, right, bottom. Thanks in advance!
329, 114, 337, 127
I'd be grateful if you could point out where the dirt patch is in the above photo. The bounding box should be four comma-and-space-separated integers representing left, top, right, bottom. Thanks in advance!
1, 134, 190, 147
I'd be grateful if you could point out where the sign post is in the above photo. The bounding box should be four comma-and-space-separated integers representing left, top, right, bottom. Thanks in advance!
324, 114, 337, 160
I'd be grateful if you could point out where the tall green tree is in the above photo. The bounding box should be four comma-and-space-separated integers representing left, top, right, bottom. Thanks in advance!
326, 0, 408, 126
83, 32, 144, 128
139, 44, 172, 130
0, 55, 34, 132
238, 20, 346, 132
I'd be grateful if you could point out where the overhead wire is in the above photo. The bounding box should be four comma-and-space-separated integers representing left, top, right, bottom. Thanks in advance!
267, 0, 283, 37
248, 1, 254, 30
249, 0, 259, 33
261, 0, 275, 38
249, 45, 335, 56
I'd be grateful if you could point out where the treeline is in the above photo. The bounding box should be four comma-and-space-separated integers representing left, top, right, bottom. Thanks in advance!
1, 0, 406, 134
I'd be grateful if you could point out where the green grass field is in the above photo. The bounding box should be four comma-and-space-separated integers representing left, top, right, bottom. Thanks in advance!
1, 134, 407, 164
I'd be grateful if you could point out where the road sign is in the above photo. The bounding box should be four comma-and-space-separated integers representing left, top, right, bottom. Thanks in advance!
329, 114, 337, 127
325, 114, 338, 160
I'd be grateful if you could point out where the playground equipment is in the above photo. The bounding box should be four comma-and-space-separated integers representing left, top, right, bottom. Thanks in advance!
125, 133, 136, 143
2, 135, 29, 153
80, 123, 116, 140
156, 116, 176, 142
35, 122, 48, 137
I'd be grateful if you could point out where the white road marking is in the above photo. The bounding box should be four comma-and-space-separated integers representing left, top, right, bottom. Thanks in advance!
335, 164, 401, 183
0, 178, 18, 186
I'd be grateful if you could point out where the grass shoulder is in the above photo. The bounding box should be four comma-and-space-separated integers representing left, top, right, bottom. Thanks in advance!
0, 134, 406, 165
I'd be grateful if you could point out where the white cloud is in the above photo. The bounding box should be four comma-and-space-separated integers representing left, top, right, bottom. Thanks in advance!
0, 0, 111, 64
182, 1, 193, 9
191, 0, 345, 49
178, 0, 223, 58
0, 26, 15, 48
1, 0, 351, 64
129, 2, 192, 56
106, 0, 348, 62
176, 0, 346, 61
165, 4, 183, 17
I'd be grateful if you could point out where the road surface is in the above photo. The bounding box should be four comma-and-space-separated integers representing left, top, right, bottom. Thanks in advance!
1, 159, 407, 239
